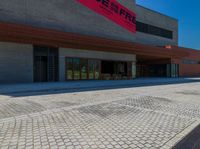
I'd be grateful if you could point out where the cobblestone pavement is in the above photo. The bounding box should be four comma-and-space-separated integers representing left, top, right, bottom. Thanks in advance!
0, 81, 200, 149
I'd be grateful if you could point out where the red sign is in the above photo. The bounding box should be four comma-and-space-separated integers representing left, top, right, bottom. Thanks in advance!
77, 0, 136, 33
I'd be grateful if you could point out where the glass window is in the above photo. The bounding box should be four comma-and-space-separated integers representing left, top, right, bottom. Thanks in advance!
66, 58, 73, 80
131, 62, 136, 79
182, 59, 199, 64
88, 60, 95, 80
94, 60, 100, 80
73, 58, 80, 80
170, 64, 179, 78
167, 64, 171, 77
136, 21, 173, 39
65, 58, 101, 80
80, 59, 88, 80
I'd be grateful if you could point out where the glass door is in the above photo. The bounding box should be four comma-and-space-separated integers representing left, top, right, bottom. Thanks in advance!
73, 58, 80, 80
65, 58, 101, 81
80, 59, 88, 80
88, 60, 100, 80
94, 60, 100, 80
34, 46, 58, 82
34, 56, 48, 82
88, 60, 95, 80
167, 64, 179, 78
66, 58, 73, 80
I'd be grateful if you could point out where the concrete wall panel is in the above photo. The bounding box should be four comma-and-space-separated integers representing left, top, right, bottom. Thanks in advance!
0, 0, 178, 46
0, 0, 136, 42
135, 5, 178, 46
0, 42, 33, 83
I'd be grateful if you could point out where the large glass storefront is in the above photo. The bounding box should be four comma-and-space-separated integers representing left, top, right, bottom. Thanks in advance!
137, 64, 179, 78
101, 60, 132, 80
65, 57, 134, 80
65, 58, 100, 80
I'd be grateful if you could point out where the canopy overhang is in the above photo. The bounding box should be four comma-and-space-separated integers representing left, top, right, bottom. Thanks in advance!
0, 22, 189, 59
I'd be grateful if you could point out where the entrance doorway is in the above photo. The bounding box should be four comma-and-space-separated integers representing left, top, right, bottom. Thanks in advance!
137, 64, 167, 77
167, 64, 179, 77
101, 60, 132, 80
34, 46, 58, 82
136, 55, 175, 77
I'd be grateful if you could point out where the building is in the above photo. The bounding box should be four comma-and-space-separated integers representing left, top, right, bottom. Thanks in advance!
0, 0, 199, 83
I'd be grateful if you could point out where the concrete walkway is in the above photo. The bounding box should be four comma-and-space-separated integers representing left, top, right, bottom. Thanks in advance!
0, 78, 199, 95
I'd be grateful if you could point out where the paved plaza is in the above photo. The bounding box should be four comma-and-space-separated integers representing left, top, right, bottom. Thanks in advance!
0, 78, 200, 149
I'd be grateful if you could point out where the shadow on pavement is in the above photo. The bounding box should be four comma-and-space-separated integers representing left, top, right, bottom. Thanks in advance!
173, 124, 200, 149
0, 78, 200, 97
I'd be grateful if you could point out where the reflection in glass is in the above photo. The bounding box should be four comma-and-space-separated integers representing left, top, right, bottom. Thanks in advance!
94, 60, 100, 79
66, 58, 73, 80
88, 60, 95, 79
73, 58, 80, 80
80, 59, 88, 80
65, 57, 131, 81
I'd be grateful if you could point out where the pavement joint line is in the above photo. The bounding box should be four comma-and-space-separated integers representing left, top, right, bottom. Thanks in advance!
112, 102, 198, 121
160, 119, 200, 149
0, 96, 128, 123
0, 93, 198, 125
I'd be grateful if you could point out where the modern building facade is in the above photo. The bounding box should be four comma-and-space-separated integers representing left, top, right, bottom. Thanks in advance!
0, 0, 199, 83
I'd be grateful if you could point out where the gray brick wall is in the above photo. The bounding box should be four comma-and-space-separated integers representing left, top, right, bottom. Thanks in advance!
0, 42, 33, 83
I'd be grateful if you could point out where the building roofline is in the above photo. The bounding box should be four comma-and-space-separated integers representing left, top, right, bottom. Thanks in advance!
136, 4, 178, 21
171, 46, 200, 53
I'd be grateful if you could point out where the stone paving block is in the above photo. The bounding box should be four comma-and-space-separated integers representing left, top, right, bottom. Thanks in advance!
0, 82, 200, 149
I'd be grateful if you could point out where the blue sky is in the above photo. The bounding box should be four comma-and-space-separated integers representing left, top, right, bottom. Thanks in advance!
136, 0, 200, 50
